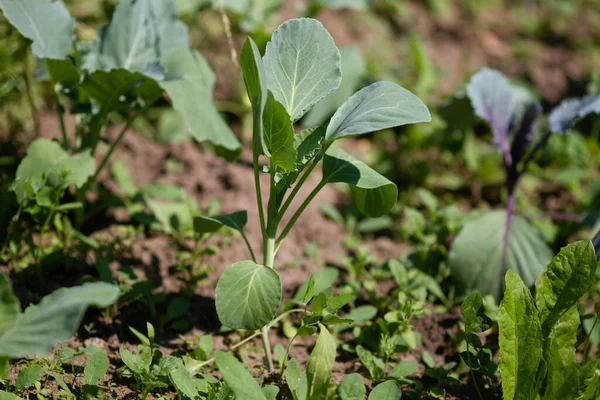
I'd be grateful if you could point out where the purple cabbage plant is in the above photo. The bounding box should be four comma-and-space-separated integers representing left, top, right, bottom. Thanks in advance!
449, 68, 600, 298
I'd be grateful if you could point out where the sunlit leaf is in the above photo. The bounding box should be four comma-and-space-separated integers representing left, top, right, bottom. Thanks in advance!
549, 93, 600, 134
306, 324, 336, 399
0, 0, 74, 59
215, 351, 267, 400
263, 18, 341, 122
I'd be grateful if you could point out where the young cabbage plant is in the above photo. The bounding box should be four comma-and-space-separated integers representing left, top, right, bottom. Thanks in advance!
0, 271, 120, 379
213, 17, 430, 371
497, 240, 599, 400
449, 68, 600, 299
0, 0, 240, 223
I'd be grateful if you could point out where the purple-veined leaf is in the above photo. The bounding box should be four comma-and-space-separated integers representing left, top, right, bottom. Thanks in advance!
548, 92, 600, 134
466, 68, 535, 166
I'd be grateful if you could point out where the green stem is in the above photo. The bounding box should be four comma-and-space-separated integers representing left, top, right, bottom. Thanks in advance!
276, 180, 326, 252
239, 230, 257, 263
261, 326, 274, 372
275, 160, 319, 224
46, 60, 70, 150
280, 333, 298, 376
93, 113, 140, 180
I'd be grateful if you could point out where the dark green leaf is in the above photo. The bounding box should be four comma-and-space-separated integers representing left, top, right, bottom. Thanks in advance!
322, 146, 397, 218
295, 126, 326, 169
263, 91, 296, 171
293, 268, 338, 303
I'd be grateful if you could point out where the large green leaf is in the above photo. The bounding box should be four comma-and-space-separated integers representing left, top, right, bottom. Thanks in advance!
368, 380, 402, 399
303, 47, 365, 128
0, 283, 120, 358
263, 18, 341, 122
325, 81, 430, 142
0, 273, 19, 335
215, 351, 266, 400
13, 138, 95, 204
240, 37, 269, 156
263, 91, 296, 171
306, 324, 336, 399
535, 240, 596, 334
0, 0, 74, 59
160, 48, 241, 157
543, 306, 580, 399
498, 270, 544, 400
83, 0, 187, 77
215, 260, 282, 330
322, 146, 397, 218
449, 210, 553, 300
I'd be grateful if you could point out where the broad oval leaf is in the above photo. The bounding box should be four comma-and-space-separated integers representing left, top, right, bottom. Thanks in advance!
449, 210, 553, 300
83, 0, 187, 77
466, 68, 535, 164
306, 324, 336, 399
498, 270, 544, 400
0, 273, 19, 335
368, 380, 402, 399
535, 240, 596, 334
0, 283, 120, 358
160, 48, 241, 158
263, 18, 341, 122
215, 351, 267, 400
337, 373, 366, 400
303, 46, 366, 128
215, 260, 282, 330
83, 350, 109, 386
548, 93, 600, 134
322, 146, 397, 218
325, 81, 430, 141
0, 0, 74, 59
263, 91, 296, 171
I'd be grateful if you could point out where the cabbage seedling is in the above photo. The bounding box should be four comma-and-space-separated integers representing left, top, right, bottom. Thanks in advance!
211, 17, 430, 371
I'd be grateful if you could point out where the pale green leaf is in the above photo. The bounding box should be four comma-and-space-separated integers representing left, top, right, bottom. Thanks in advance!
322, 146, 397, 218
368, 380, 401, 399
84, 350, 109, 385
449, 210, 553, 300
337, 373, 366, 400
160, 48, 241, 158
0, 283, 120, 358
0, 0, 74, 59
306, 324, 336, 399
14, 138, 95, 204
285, 358, 300, 393
215, 260, 282, 330
0, 273, 19, 335
390, 360, 420, 378
535, 240, 596, 334
498, 270, 544, 400
262, 385, 279, 400
263, 91, 296, 171
263, 18, 341, 122
215, 351, 267, 400
325, 81, 430, 141
169, 366, 200, 399
303, 47, 365, 127
83, 0, 187, 77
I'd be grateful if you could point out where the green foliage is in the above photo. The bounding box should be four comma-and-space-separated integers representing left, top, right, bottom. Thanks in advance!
497, 240, 599, 400
337, 373, 366, 400
449, 210, 553, 299
215, 260, 282, 330
0, 273, 119, 359
215, 351, 266, 400
306, 324, 336, 399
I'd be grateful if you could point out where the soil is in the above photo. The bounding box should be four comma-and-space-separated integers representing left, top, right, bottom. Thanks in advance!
3, 1, 598, 398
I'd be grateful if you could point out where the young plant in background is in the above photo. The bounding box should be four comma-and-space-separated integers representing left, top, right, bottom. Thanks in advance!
450, 68, 600, 299
0, 0, 240, 228
497, 240, 599, 400
212, 17, 430, 372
